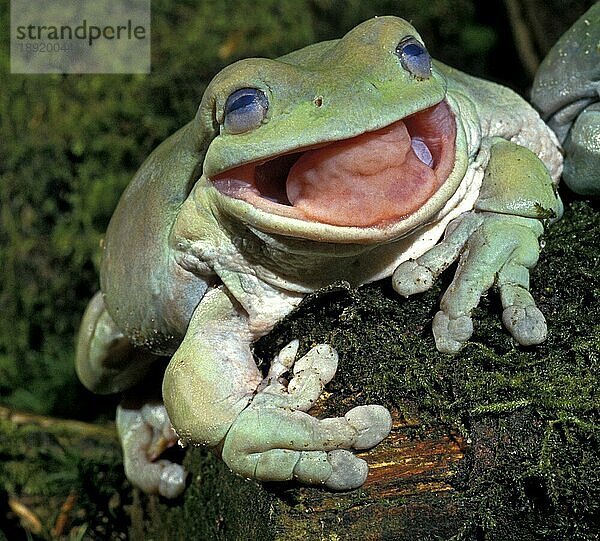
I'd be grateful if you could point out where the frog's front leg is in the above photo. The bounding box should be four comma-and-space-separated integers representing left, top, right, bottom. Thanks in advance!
430, 213, 546, 353
163, 286, 392, 490
393, 139, 561, 353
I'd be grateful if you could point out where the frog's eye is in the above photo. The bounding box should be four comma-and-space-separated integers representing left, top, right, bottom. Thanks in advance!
223, 88, 269, 134
395, 37, 431, 80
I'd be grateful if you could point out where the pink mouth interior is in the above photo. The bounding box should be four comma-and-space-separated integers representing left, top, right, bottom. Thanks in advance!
212, 101, 456, 227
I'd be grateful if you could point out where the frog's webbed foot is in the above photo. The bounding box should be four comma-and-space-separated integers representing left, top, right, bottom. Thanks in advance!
222, 340, 392, 490
431, 213, 547, 353
393, 211, 547, 353
116, 402, 187, 498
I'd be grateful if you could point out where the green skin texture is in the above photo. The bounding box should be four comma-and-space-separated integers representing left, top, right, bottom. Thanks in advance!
531, 2, 600, 196
76, 17, 563, 498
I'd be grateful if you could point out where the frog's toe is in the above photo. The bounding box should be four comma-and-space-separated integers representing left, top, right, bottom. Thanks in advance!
502, 304, 547, 346
498, 261, 547, 346
345, 405, 392, 449
292, 449, 369, 490
432, 311, 474, 353
260, 339, 300, 386
392, 260, 435, 296
324, 450, 369, 490
221, 402, 391, 488
292, 451, 334, 484
157, 461, 188, 499
257, 342, 338, 411
140, 402, 179, 460
117, 404, 188, 498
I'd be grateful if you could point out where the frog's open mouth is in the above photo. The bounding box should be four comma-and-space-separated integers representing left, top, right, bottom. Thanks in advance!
212, 100, 456, 227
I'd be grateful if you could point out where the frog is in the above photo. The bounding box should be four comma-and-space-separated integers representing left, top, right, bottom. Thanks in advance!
76, 16, 563, 498
531, 2, 600, 196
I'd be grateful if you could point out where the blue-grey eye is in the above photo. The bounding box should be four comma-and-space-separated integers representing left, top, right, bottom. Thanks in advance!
395, 37, 431, 79
223, 88, 269, 134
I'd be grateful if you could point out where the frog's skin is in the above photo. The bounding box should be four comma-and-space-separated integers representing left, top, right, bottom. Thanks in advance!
531, 2, 600, 196
76, 16, 563, 498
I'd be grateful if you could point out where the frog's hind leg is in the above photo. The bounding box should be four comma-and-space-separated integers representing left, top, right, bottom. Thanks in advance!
117, 400, 187, 498
76, 291, 161, 394
76, 293, 186, 498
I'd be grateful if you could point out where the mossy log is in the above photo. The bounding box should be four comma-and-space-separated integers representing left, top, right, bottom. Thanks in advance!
1, 198, 599, 540
0, 406, 467, 539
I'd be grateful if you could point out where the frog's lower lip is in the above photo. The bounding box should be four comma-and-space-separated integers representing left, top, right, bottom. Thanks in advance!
211, 100, 456, 227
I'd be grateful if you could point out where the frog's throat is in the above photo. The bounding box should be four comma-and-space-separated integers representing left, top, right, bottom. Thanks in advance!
211, 100, 456, 228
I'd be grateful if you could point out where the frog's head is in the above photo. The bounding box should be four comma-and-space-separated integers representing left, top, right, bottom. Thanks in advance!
195, 16, 466, 243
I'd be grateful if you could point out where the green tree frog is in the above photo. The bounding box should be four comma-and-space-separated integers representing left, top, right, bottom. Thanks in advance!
76, 16, 562, 498
531, 2, 600, 196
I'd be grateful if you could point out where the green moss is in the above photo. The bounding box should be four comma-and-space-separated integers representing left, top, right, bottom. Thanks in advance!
255, 197, 600, 540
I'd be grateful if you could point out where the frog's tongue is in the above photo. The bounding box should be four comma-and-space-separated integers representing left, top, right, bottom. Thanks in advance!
285, 119, 436, 227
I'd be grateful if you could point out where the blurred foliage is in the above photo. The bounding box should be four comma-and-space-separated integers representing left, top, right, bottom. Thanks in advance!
0, 411, 129, 540
0, 0, 595, 417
